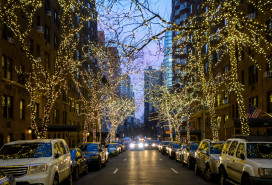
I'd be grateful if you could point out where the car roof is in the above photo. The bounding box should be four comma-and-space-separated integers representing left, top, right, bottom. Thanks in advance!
229, 135, 272, 142
4, 139, 64, 145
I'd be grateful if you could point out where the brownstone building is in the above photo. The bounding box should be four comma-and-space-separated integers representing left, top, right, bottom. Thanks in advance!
172, 0, 272, 141
0, 0, 98, 147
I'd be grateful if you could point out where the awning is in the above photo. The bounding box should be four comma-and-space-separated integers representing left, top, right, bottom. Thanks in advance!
47, 125, 80, 132
225, 118, 272, 128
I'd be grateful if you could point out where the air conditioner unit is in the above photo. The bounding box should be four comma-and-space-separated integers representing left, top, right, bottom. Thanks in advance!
36, 57, 41, 61
36, 26, 44, 33
46, 11, 51, 16
7, 37, 14, 43
223, 99, 228, 104
264, 71, 272, 78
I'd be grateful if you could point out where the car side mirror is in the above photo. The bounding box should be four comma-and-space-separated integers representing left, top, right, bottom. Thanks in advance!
55, 151, 61, 158
240, 153, 245, 160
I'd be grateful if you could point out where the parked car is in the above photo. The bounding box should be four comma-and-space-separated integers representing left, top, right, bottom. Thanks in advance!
194, 139, 224, 181
106, 143, 120, 157
78, 142, 107, 170
0, 170, 15, 185
175, 144, 187, 163
0, 139, 72, 185
70, 148, 88, 181
158, 141, 170, 154
113, 141, 124, 152
182, 142, 199, 169
168, 142, 182, 159
219, 136, 272, 185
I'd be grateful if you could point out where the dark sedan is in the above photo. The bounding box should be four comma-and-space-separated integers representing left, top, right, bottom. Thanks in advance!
70, 148, 88, 181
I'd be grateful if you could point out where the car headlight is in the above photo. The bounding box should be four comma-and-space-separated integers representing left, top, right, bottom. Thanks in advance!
258, 168, 272, 176
28, 164, 48, 174
138, 143, 144, 148
145, 143, 149, 147
152, 144, 156, 147
130, 143, 135, 148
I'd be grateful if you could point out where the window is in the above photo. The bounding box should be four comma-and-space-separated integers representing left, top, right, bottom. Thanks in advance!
2, 24, 13, 40
44, 25, 50, 43
54, 109, 59, 124
54, 10, 60, 27
2, 95, 13, 119
216, 94, 221, 106
224, 115, 229, 122
267, 92, 272, 113
217, 117, 221, 128
45, 52, 50, 69
37, 15, 40, 26
63, 111, 67, 124
249, 96, 258, 107
236, 143, 245, 159
20, 100, 25, 120
241, 71, 244, 85
54, 35, 59, 50
35, 103, 39, 119
248, 65, 258, 85
2, 55, 13, 80
30, 39, 34, 54
223, 91, 228, 104
204, 62, 208, 74
44, 0, 50, 12
228, 141, 238, 156
248, 4, 257, 19
76, 103, 79, 114
36, 44, 40, 58
222, 140, 231, 154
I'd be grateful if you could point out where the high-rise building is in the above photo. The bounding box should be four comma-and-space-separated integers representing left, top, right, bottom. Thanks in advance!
162, 30, 173, 88
144, 66, 163, 138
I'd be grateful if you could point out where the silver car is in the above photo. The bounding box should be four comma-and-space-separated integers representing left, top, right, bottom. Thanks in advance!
194, 139, 225, 181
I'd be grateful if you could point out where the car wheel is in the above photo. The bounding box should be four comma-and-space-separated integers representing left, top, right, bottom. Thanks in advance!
187, 159, 191, 169
97, 159, 102, 170
242, 174, 250, 185
74, 167, 79, 181
204, 165, 212, 182
52, 175, 59, 185
219, 168, 227, 185
194, 163, 200, 176
84, 164, 88, 175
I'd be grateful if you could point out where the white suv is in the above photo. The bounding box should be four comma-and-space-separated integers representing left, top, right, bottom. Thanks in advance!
219, 136, 272, 185
0, 139, 72, 185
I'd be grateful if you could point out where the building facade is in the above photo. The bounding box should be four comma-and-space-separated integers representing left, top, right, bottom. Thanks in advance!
0, 0, 98, 147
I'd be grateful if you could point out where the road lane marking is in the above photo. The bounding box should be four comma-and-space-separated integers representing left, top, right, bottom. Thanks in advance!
171, 168, 178, 174
124, 158, 126, 161
160, 158, 163, 161
113, 168, 118, 174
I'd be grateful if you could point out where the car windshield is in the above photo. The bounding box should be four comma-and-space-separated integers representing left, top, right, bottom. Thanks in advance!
210, 143, 224, 154
107, 144, 116, 148
70, 149, 76, 160
87, 144, 98, 151
190, 143, 199, 150
247, 143, 272, 159
173, 144, 180, 148
0, 143, 52, 159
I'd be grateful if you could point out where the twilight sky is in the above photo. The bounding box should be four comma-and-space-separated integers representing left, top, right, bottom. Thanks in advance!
98, 0, 172, 122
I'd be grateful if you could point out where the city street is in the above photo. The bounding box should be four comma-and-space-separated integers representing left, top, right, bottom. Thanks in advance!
74, 150, 213, 185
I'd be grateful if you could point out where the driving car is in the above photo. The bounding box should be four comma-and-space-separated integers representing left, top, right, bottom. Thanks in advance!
129, 141, 145, 150
0, 170, 15, 185
106, 143, 120, 157
78, 142, 108, 170
194, 139, 224, 181
0, 139, 72, 185
70, 148, 88, 181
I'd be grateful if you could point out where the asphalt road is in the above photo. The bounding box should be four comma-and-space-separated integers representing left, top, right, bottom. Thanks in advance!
73, 149, 215, 185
